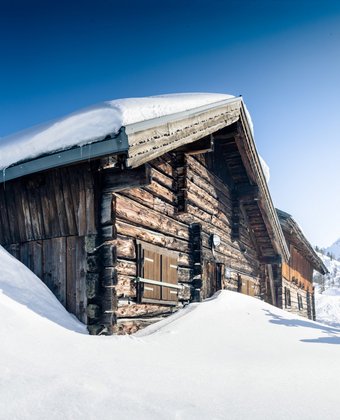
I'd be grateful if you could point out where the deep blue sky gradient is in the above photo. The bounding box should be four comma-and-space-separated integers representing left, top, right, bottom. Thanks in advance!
1, 0, 340, 246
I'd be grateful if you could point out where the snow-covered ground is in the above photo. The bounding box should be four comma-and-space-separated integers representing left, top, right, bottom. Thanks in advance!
314, 252, 340, 328
2, 245, 340, 420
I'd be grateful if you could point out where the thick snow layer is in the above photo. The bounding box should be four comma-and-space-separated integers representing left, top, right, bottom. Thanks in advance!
259, 155, 270, 183
2, 246, 340, 419
0, 93, 233, 170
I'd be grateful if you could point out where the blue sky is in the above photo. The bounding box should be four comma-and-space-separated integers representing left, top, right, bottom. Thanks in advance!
1, 0, 340, 247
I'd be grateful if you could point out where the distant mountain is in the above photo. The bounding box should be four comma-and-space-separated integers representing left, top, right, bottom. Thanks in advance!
325, 238, 340, 260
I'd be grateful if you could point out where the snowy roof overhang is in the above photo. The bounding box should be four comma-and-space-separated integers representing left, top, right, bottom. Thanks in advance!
0, 93, 237, 181
0, 93, 289, 262
276, 209, 328, 274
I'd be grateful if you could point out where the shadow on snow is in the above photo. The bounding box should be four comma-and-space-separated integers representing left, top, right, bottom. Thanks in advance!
263, 309, 340, 345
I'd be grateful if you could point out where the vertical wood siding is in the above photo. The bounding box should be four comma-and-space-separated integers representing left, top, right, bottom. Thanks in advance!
0, 163, 99, 324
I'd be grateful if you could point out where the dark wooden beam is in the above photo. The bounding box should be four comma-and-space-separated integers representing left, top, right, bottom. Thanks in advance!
102, 164, 152, 193
175, 135, 214, 155
236, 184, 259, 202
259, 255, 282, 265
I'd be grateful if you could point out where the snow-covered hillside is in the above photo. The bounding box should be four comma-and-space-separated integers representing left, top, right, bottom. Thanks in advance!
325, 237, 340, 260
2, 245, 340, 420
314, 252, 340, 328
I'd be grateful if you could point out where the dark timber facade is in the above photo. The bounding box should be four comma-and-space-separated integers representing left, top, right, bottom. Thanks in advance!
0, 97, 291, 334
276, 210, 328, 320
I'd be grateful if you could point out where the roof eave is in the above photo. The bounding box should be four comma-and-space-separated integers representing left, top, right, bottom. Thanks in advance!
0, 129, 129, 184
237, 103, 290, 263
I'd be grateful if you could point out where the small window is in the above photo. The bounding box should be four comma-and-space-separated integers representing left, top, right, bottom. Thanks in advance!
136, 242, 179, 305
284, 287, 291, 308
297, 293, 303, 311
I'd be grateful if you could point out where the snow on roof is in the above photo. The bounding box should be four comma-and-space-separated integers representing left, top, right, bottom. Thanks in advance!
0, 93, 234, 170
259, 155, 270, 183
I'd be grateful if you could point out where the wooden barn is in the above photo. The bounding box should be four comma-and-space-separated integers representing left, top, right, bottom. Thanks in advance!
0, 95, 290, 334
276, 209, 328, 320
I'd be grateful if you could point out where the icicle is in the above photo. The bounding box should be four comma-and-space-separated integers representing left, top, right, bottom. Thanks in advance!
2, 167, 6, 189
80, 145, 83, 158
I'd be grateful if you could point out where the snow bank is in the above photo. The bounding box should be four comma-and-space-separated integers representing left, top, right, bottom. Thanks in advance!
0, 245, 86, 333
1, 250, 340, 419
0, 93, 233, 170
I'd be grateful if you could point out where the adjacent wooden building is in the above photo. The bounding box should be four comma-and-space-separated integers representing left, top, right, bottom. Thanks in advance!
0, 96, 295, 334
276, 209, 328, 320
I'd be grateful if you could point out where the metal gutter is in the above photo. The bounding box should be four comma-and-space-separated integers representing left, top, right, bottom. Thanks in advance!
0, 129, 129, 184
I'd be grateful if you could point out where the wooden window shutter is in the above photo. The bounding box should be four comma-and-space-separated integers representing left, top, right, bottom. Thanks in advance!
143, 249, 161, 300
161, 255, 178, 302
137, 242, 179, 305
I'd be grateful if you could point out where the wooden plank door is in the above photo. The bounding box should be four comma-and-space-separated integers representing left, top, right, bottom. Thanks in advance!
205, 261, 223, 297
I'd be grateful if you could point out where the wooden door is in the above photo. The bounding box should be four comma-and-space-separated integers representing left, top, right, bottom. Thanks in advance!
240, 278, 256, 297
205, 261, 223, 298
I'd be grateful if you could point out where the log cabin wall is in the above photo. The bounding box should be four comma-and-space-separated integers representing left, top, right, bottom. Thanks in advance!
110, 149, 262, 334
0, 145, 266, 335
0, 162, 103, 329
280, 245, 314, 319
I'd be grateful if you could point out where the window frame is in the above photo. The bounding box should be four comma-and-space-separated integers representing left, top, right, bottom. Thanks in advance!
136, 241, 179, 306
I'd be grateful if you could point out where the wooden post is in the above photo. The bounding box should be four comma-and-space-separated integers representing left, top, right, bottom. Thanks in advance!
190, 223, 202, 302
267, 264, 277, 306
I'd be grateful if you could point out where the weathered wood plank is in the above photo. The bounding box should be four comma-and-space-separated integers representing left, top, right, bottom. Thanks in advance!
101, 193, 115, 226
116, 219, 190, 254
66, 236, 77, 315
102, 164, 152, 193
115, 275, 136, 298
52, 170, 69, 237
116, 259, 136, 277
26, 177, 45, 240
84, 167, 97, 235
0, 185, 11, 244
116, 303, 175, 318
43, 238, 67, 306
59, 168, 77, 236
115, 194, 189, 241
77, 168, 87, 236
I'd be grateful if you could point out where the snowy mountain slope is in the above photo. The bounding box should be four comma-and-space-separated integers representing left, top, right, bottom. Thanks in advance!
325, 237, 340, 259
314, 252, 340, 328
2, 245, 340, 420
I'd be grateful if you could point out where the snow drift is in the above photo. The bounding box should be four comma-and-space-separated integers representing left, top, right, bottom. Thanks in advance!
1, 244, 340, 420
